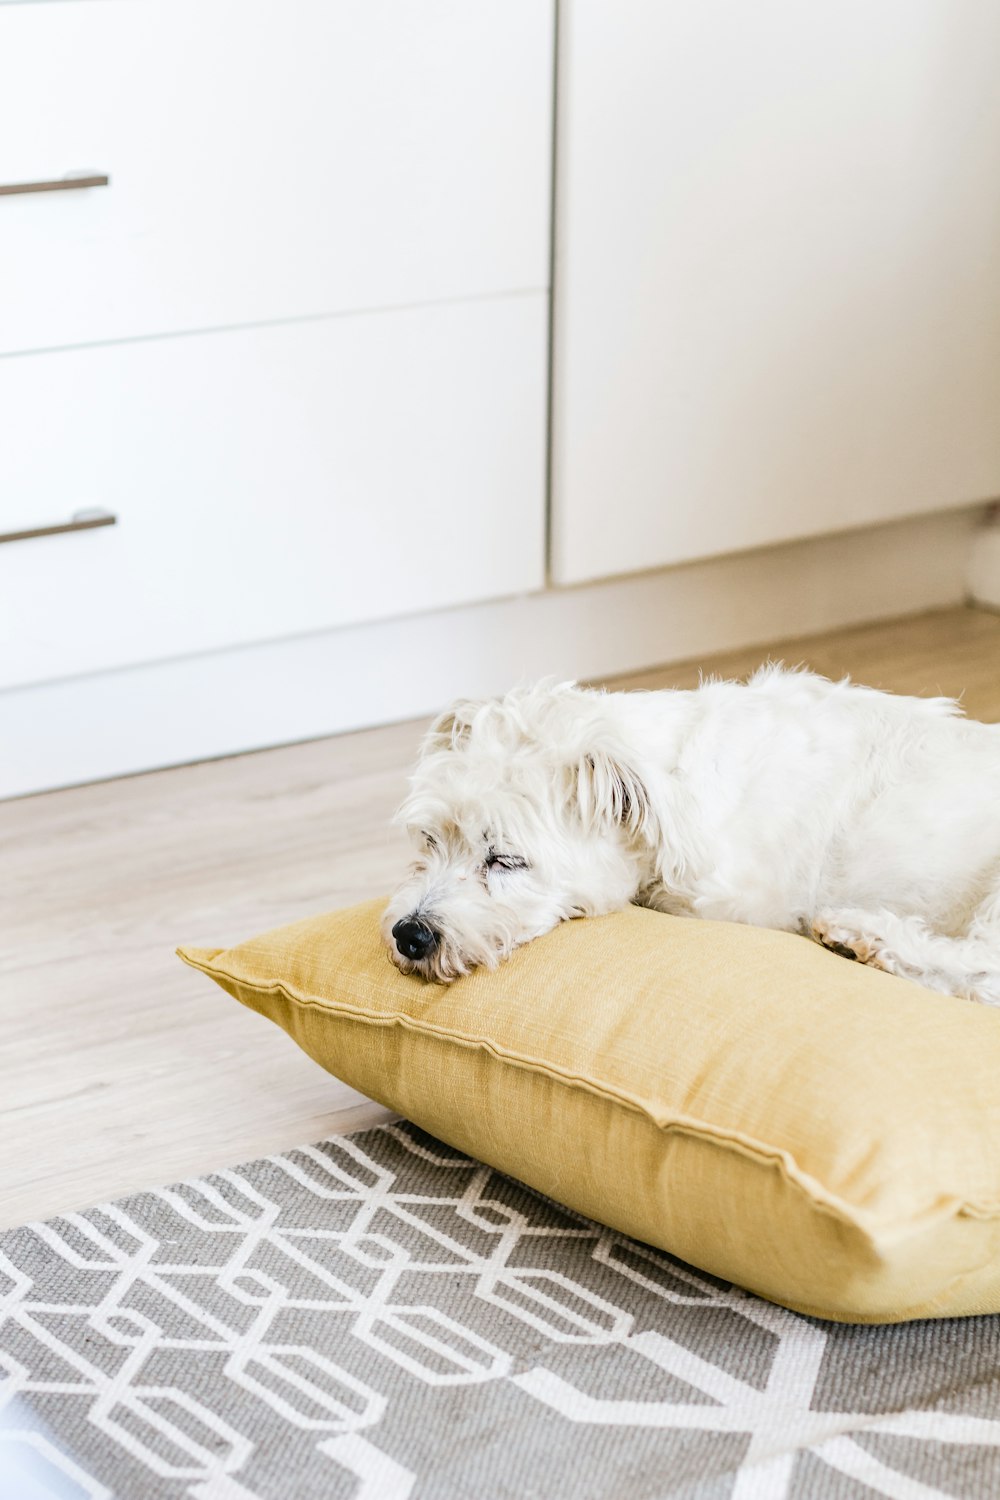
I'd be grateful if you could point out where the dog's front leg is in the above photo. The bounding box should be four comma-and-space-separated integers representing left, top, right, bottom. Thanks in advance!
809, 908, 1000, 1004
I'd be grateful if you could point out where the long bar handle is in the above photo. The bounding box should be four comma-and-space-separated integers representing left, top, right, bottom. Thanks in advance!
0, 173, 110, 198
0, 509, 117, 545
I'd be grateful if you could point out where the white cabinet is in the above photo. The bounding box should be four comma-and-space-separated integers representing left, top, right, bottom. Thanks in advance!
0, 0, 552, 355
0, 0, 553, 690
551, 0, 1000, 584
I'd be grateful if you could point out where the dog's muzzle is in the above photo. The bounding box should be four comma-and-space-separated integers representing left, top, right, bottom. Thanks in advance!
391, 918, 438, 962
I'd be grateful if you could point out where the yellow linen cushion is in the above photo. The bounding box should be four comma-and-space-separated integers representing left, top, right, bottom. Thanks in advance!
178, 899, 1000, 1323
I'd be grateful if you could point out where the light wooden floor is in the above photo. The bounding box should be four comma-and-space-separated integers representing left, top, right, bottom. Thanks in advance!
3, 605, 999, 1228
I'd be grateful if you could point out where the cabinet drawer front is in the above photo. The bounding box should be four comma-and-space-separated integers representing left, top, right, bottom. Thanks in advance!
0, 295, 547, 689
0, 0, 552, 355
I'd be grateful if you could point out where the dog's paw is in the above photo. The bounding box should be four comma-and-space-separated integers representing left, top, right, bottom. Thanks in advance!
809, 913, 887, 970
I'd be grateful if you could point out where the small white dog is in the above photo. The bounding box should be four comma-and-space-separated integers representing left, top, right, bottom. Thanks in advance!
382, 669, 1000, 1003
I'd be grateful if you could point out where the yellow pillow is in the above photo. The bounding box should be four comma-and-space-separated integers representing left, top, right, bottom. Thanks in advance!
178, 899, 1000, 1324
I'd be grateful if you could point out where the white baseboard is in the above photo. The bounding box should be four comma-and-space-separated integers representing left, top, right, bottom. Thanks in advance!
967, 509, 1000, 610
1, 506, 983, 799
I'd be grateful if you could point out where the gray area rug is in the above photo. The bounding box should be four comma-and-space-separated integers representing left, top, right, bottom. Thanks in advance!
2, 1122, 1000, 1500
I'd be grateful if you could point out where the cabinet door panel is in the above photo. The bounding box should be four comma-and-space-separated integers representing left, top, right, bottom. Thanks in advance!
0, 0, 553, 355
0, 295, 547, 688
552, 0, 1000, 583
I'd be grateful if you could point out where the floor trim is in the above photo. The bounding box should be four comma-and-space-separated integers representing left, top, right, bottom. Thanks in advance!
968, 508, 1000, 610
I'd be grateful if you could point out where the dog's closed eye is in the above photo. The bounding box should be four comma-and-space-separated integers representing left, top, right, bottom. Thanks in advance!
484, 850, 530, 873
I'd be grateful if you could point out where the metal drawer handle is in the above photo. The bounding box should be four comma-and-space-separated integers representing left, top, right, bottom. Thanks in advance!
0, 508, 117, 545
0, 173, 110, 198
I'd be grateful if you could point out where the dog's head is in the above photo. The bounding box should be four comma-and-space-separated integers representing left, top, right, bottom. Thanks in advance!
381, 683, 657, 982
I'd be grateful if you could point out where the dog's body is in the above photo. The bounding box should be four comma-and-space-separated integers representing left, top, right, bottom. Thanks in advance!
383, 669, 1000, 1002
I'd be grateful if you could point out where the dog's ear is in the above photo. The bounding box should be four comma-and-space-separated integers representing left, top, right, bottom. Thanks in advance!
423, 700, 478, 755
575, 749, 654, 841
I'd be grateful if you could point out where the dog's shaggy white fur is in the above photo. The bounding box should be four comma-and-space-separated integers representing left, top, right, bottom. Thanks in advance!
382, 670, 1000, 1002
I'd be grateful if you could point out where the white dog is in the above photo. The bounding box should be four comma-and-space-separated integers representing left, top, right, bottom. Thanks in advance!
382, 669, 1000, 1003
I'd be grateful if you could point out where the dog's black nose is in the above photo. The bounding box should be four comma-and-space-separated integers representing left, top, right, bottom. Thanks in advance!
392, 918, 438, 961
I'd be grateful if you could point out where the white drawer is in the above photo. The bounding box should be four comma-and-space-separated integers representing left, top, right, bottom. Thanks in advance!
0, 0, 553, 356
0, 294, 547, 689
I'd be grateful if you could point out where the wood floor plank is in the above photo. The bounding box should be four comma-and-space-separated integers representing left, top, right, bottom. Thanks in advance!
3, 605, 999, 1226
611, 606, 1000, 719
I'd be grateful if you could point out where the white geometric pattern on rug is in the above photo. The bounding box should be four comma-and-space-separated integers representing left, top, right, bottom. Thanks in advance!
2, 1122, 1000, 1500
